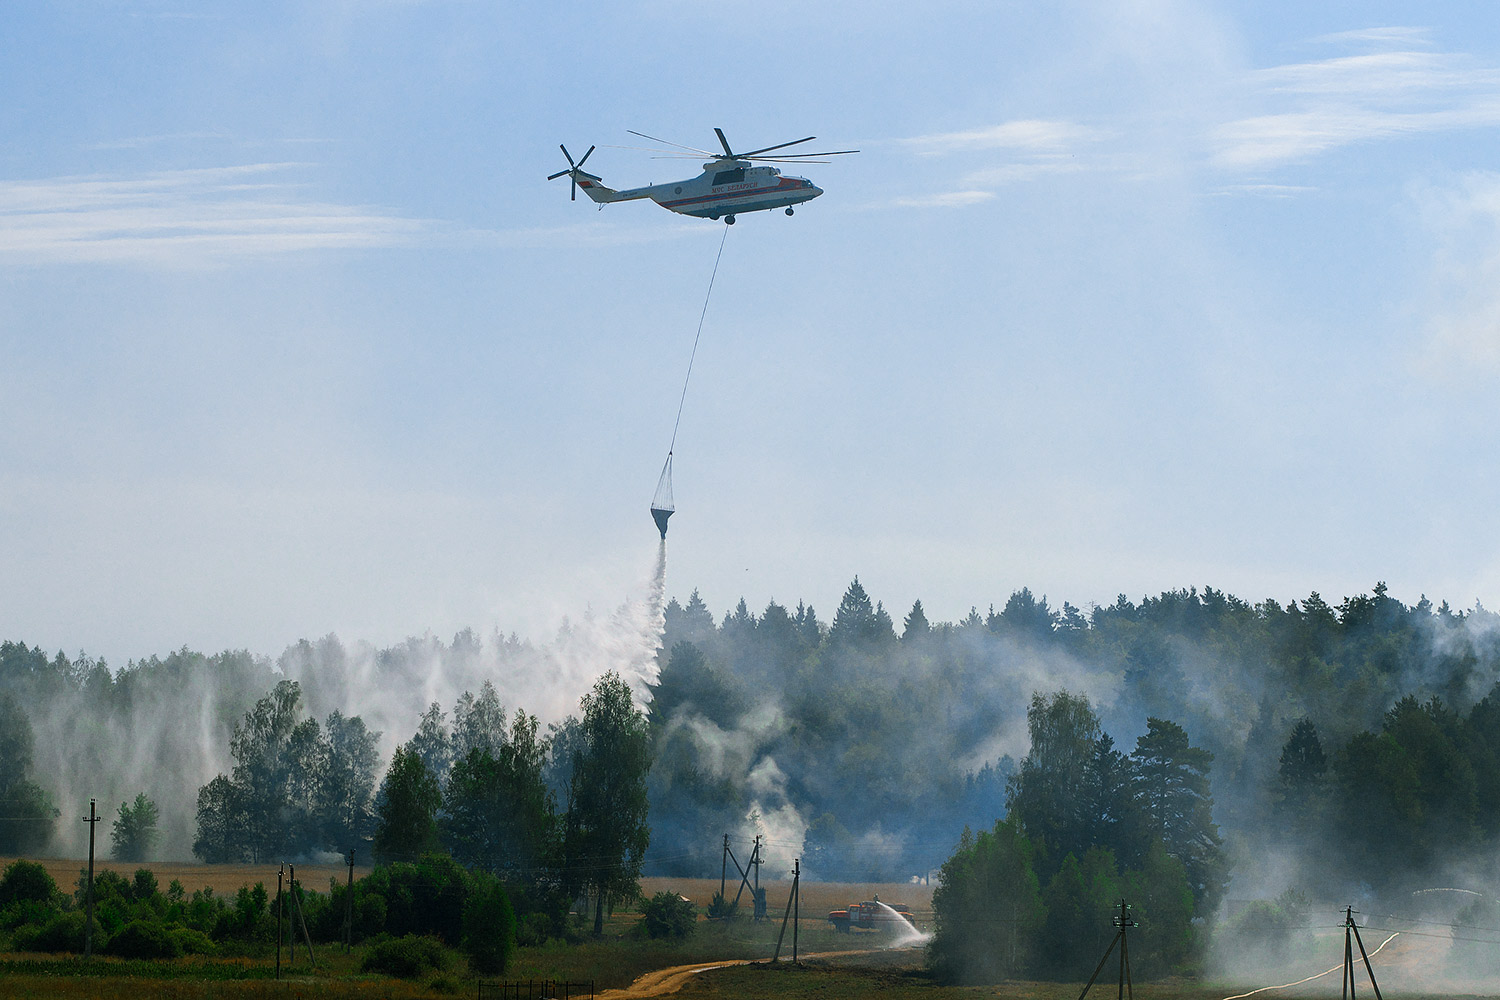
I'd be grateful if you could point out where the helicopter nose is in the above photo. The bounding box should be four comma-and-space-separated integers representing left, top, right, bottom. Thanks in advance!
806, 180, 823, 195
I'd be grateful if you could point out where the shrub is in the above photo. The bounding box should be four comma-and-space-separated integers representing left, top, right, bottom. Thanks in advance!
639, 892, 696, 939
2, 898, 60, 932
14, 911, 97, 953
706, 891, 737, 919
170, 925, 219, 956
106, 919, 182, 959
462, 878, 516, 975
0, 860, 57, 907
361, 934, 450, 978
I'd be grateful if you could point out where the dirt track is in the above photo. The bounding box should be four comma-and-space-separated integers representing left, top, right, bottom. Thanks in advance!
598, 949, 908, 999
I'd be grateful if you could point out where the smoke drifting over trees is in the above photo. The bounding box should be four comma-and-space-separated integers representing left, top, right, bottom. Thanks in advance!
6, 576, 1500, 924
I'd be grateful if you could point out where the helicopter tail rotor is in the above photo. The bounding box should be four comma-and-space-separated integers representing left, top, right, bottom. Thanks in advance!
547, 143, 597, 201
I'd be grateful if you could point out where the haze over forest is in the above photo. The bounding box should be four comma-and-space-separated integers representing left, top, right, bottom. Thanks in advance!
5, 573, 1500, 921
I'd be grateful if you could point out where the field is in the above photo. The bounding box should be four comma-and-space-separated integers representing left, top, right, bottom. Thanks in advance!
3, 861, 1499, 999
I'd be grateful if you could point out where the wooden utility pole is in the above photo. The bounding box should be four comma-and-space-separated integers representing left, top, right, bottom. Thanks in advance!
291, 865, 317, 967
792, 857, 800, 961
772, 858, 801, 963
1342, 906, 1384, 1000
276, 865, 283, 979
82, 799, 100, 959
1078, 899, 1135, 1000
721, 834, 729, 903
345, 848, 356, 954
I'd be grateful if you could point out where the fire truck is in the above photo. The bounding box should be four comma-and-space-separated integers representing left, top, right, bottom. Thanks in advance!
826, 896, 916, 933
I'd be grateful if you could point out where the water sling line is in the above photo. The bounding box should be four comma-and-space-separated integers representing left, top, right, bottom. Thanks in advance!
651, 225, 730, 539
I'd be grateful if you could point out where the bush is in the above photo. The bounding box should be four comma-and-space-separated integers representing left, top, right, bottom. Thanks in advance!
639, 892, 696, 939
106, 919, 182, 959
0, 860, 57, 907
361, 934, 450, 978
170, 925, 219, 956
706, 891, 737, 919
2, 898, 60, 932
462, 878, 516, 975
14, 911, 97, 953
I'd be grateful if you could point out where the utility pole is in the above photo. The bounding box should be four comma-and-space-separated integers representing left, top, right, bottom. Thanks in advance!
345, 848, 356, 954
772, 857, 800, 963
276, 865, 283, 979
1078, 899, 1135, 1000
721, 834, 729, 903
82, 799, 100, 960
291, 864, 317, 968
1342, 906, 1384, 1000
792, 857, 800, 962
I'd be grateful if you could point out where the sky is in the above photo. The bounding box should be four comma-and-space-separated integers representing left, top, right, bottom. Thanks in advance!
5, 0, 1500, 667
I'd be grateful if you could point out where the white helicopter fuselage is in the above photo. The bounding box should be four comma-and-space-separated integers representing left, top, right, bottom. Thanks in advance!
577, 160, 822, 220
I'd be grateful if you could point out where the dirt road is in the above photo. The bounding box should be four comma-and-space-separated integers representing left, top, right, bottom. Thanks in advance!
598, 949, 912, 999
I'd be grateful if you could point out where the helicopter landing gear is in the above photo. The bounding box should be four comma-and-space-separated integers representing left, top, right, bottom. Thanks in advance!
725, 215, 736, 225
785, 207, 794, 216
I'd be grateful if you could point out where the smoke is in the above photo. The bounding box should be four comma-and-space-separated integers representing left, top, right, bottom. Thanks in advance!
16, 541, 669, 858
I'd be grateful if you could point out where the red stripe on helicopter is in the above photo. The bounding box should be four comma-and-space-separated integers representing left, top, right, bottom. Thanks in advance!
659, 178, 806, 209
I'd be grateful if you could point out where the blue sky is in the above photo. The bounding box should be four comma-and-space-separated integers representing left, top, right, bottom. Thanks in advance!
5, 1, 1500, 665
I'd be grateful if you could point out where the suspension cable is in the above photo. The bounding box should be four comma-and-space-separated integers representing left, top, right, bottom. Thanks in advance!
668, 225, 729, 454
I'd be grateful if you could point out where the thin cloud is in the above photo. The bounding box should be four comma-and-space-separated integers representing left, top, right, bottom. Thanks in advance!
902, 119, 1101, 156
88, 131, 237, 151
1215, 33, 1500, 170
892, 190, 995, 209
1211, 183, 1317, 199
0, 163, 437, 265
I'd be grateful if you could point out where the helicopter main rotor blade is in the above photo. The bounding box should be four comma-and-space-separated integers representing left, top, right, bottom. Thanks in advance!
755, 148, 859, 158
714, 127, 736, 158
737, 136, 817, 158
627, 130, 715, 156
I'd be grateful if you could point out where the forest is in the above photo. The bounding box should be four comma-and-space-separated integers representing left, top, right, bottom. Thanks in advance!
5, 577, 1500, 918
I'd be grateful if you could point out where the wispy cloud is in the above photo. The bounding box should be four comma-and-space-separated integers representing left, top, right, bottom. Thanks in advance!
0, 163, 436, 265
1215, 31, 1500, 170
892, 190, 995, 209
901, 119, 1102, 156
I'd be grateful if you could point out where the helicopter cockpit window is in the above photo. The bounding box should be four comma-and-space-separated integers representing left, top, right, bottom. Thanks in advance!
712, 168, 745, 186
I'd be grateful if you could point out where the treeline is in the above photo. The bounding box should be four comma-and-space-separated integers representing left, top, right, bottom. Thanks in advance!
646, 578, 1500, 894
8, 575, 1500, 902
192, 670, 651, 939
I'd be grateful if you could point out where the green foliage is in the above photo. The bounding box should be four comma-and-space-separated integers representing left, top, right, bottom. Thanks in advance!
0, 695, 55, 854
638, 891, 696, 939
105, 918, 182, 959
192, 680, 382, 862
111, 793, 160, 861
1006, 692, 1106, 868
461, 876, 517, 974
1131, 718, 1226, 915
0, 860, 57, 907
706, 891, 737, 919
441, 710, 557, 876
168, 926, 217, 955
360, 933, 450, 978
362, 854, 469, 945
373, 745, 442, 862
929, 819, 1044, 983
13, 911, 95, 953
563, 671, 652, 936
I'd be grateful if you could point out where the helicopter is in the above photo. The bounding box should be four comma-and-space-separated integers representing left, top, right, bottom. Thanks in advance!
548, 128, 857, 225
